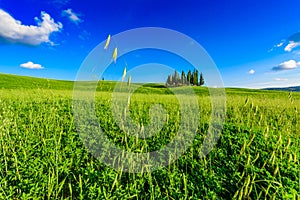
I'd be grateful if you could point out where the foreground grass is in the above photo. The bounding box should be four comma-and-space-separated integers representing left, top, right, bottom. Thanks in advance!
0, 76, 299, 199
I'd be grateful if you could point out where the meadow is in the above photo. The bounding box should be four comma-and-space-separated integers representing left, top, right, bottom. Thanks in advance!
0, 73, 299, 199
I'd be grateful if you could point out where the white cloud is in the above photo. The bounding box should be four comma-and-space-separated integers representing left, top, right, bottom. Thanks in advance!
0, 9, 62, 45
269, 41, 285, 52
20, 61, 44, 69
274, 78, 288, 81
248, 69, 255, 74
272, 60, 300, 71
62, 9, 82, 24
284, 32, 300, 52
284, 41, 300, 52
276, 42, 284, 47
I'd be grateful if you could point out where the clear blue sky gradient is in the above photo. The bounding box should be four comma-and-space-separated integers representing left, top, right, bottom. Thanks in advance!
1, 0, 300, 88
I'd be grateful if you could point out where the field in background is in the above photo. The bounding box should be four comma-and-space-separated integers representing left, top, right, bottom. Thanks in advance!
0, 73, 299, 199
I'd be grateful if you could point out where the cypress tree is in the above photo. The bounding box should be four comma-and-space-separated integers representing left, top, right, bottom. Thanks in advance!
187, 70, 192, 85
193, 69, 199, 86
200, 72, 205, 86
181, 70, 186, 85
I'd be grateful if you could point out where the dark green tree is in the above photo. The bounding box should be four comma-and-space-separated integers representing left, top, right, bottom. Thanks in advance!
172, 72, 175, 85
174, 70, 180, 85
181, 70, 186, 85
200, 72, 205, 86
166, 75, 171, 85
190, 72, 194, 85
166, 69, 204, 87
193, 69, 199, 86
187, 70, 192, 85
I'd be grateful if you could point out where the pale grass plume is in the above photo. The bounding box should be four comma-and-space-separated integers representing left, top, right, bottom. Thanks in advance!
122, 67, 127, 81
104, 34, 111, 49
112, 47, 118, 63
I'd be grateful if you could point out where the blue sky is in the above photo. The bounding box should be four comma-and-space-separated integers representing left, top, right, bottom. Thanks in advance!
1, 0, 300, 88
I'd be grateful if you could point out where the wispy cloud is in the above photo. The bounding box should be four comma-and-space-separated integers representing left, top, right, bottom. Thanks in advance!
62, 9, 83, 25
248, 69, 255, 74
272, 60, 300, 71
284, 32, 300, 52
284, 41, 300, 52
20, 61, 44, 69
0, 9, 62, 45
269, 40, 285, 52
274, 78, 288, 81
276, 41, 284, 47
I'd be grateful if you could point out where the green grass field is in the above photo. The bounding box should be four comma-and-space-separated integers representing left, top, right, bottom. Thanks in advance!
0, 73, 299, 199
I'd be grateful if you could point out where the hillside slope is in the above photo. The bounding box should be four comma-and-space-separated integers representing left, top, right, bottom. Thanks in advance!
0, 73, 296, 98
0, 73, 74, 90
263, 86, 300, 92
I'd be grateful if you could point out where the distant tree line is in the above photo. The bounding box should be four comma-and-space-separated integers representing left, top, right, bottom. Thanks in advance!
166, 69, 204, 87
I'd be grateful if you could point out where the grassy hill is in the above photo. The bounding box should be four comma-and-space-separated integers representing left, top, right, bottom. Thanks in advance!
0, 73, 295, 97
0, 73, 299, 199
0, 73, 74, 90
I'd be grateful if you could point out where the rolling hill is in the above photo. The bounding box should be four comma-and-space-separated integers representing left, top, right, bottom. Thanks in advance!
263, 86, 300, 92
0, 73, 299, 199
0, 73, 296, 97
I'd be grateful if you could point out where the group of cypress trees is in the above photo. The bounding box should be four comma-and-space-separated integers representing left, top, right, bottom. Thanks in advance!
166, 69, 204, 86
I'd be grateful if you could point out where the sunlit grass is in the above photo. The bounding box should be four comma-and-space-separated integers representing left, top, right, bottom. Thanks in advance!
0, 76, 299, 199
